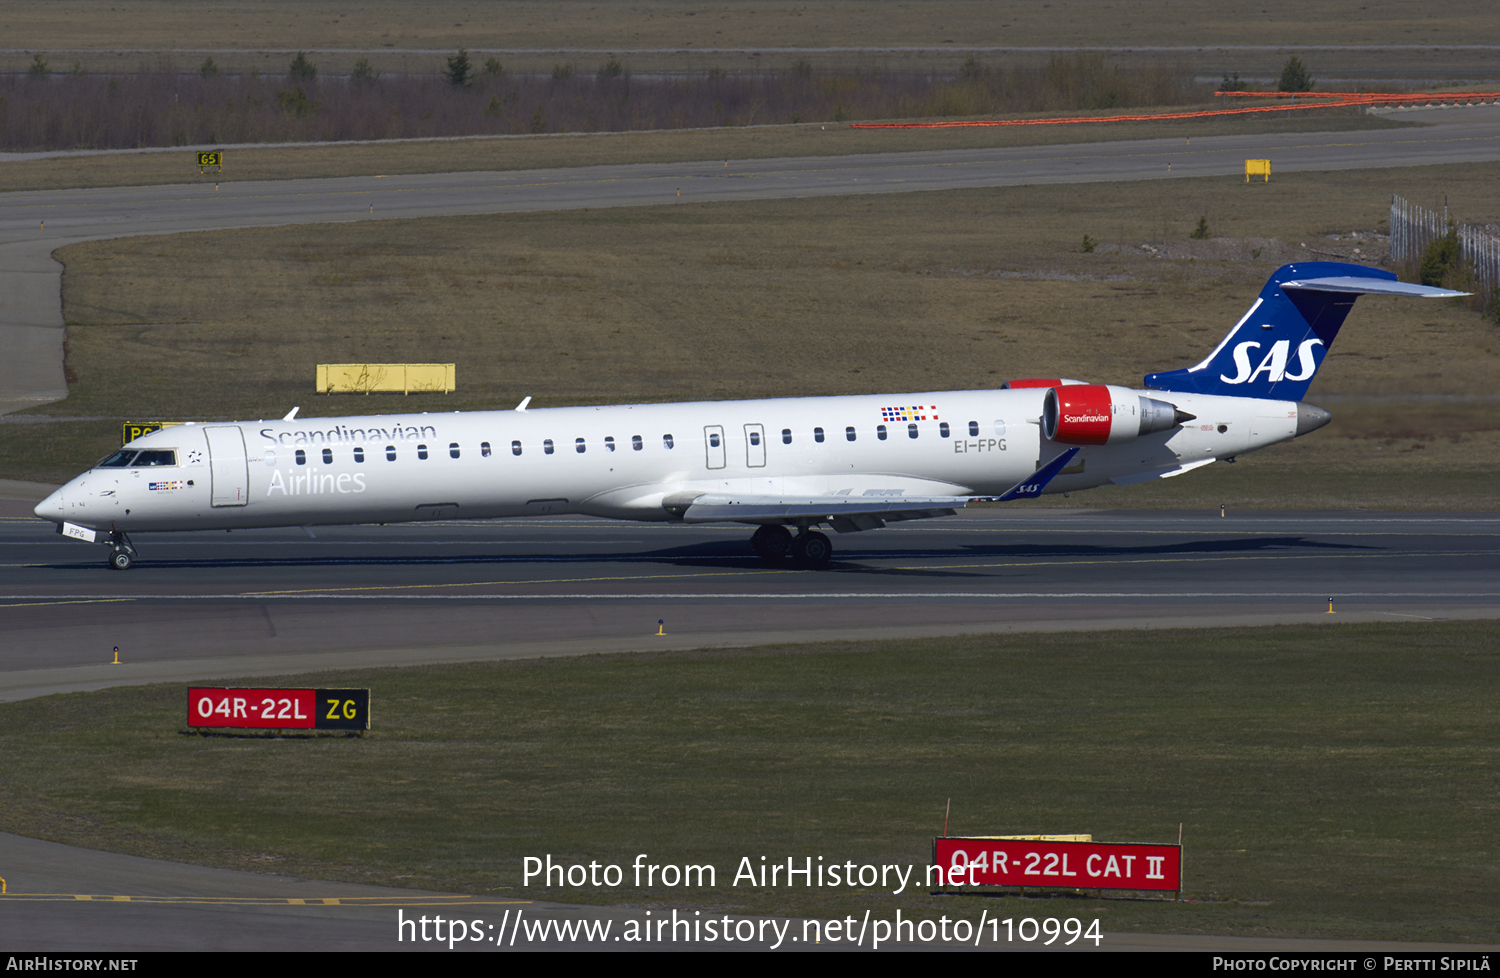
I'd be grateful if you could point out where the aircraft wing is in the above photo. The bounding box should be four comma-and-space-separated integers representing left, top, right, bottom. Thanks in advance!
672, 447, 1081, 532
678, 493, 965, 531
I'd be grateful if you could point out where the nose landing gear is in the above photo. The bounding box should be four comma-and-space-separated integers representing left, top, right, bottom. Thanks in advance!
106, 531, 138, 571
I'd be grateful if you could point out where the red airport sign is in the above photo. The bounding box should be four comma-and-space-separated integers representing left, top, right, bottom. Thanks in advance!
188, 688, 370, 731
933, 837, 1181, 893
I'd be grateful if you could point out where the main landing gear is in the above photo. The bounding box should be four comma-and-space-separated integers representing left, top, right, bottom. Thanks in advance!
106, 531, 137, 571
749, 525, 833, 568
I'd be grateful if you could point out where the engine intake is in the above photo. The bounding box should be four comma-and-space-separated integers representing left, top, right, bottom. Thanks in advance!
1043, 385, 1194, 445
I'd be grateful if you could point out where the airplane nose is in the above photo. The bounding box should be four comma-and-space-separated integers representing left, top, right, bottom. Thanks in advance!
34, 487, 66, 523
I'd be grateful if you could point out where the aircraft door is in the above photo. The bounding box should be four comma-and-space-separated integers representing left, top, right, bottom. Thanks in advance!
744, 423, 766, 467
204, 425, 250, 507
704, 425, 726, 469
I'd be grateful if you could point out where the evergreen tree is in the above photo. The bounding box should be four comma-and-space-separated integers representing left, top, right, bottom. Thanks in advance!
447, 49, 472, 87
1278, 56, 1313, 92
289, 51, 317, 81
1420, 223, 1461, 288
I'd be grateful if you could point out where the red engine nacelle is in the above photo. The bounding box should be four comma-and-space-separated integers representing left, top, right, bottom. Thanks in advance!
1043, 384, 1189, 445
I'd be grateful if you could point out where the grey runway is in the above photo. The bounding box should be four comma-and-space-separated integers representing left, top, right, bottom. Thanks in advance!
1, 509, 1495, 700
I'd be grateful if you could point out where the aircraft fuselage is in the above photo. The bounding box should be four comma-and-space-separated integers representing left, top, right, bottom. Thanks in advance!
37, 386, 1300, 535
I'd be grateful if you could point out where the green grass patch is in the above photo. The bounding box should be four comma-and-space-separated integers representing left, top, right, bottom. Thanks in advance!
2, 621, 1497, 941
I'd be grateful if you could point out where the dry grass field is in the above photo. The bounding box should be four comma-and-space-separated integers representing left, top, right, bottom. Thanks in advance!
1, 0, 1492, 62
3, 623, 1498, 941
6, 158, 1493, 506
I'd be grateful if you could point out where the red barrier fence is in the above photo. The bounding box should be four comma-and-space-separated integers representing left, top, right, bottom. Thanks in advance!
850, 91, 1500, 129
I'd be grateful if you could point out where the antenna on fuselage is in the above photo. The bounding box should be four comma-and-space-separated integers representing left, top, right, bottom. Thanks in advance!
515, 396, 531, 413
283, 406, 300, 421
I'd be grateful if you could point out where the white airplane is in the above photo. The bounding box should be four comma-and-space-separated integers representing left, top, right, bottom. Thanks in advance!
34, 263, 1463, 570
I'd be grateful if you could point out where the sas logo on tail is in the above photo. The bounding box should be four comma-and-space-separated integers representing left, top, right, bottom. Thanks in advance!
1220, 338, 1323, 385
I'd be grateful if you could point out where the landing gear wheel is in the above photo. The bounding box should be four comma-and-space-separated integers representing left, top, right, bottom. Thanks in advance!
791, 530, 833, 568
750, 524, 794, 559
108, 548, 134, 571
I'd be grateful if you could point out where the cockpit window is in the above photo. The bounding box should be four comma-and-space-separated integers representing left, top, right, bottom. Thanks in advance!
97, 450, 137, 468
97, 449, 177, 468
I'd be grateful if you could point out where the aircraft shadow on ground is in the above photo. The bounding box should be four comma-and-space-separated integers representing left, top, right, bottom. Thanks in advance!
38, 534, 1377, 577
648, 534, 1379, 578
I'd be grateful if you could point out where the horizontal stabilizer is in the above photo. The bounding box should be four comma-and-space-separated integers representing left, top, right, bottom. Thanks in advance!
1281, 276, 1469, 298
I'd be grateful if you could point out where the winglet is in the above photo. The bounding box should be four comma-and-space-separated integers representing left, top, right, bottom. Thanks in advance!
992, 446, 1081, 502
283, 406, 300, 421
515, 396, 532, 413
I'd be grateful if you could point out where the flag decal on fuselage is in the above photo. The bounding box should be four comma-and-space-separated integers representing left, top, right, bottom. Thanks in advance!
880, 404, 939, 422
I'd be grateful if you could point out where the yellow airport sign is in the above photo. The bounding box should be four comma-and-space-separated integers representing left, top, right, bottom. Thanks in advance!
196, 151, 222, 171
1245, 159, 1271, 182
122, 421, 184, 445
317, 363, 456, 395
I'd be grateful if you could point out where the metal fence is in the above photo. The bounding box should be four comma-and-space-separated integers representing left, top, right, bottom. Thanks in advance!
1390, 194, 1500, 308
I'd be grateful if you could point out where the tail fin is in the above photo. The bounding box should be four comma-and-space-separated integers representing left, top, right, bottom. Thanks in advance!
1144, 262, 1466, 401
